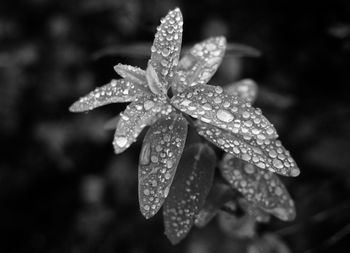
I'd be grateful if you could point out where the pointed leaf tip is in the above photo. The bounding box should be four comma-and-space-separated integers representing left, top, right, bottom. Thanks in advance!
163, 143, 216, 244
149, 8, 183, 91
195, 121, 300, 177
68, 79, 146, 113
138, 113, 188, 219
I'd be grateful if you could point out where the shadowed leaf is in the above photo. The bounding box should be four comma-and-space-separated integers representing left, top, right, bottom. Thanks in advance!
238, 198, 270, 223
226, 43, 261, 57
195, 181, 235, 228
138, 113, 188, 219
149, 8, 183, 90
172, 37, 226, 94
220, 154, 296, 221
69, 79, 148, 112
225, 79, 258, 104
113, 95, 172, 154
103, 115, 120, 130
195, 121, 300, 177
171, 84, 278, 141
163, 143, 216, 244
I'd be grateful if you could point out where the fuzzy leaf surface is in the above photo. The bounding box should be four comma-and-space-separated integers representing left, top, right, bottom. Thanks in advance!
138, 113, 187, 219
163, 143, 216, 244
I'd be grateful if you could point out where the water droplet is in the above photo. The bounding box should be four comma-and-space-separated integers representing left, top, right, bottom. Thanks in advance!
144, 100, 155, 110
115, 136, 128, 147
216, 109, 234, 123
273, 159, 283, 169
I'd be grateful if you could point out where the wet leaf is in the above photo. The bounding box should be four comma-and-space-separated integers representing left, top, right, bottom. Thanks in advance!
113, 64, 146, 87
238, 198, 270, 223
172, 37, 226, 94
163, 143, 216, 244
138, 113, 188, 219
149, 8, 183, 90
195, 121, 300, 177
225, 79, 258, 104
171, 84, 278, 141
69, 79, 148, 112
146, 63, 166, 95
113, 95, 172, 154
220, 154, 296, 221
195, 181, 235, 228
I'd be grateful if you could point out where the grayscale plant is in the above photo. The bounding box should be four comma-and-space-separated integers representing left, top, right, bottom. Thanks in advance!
69, 8, 300, 244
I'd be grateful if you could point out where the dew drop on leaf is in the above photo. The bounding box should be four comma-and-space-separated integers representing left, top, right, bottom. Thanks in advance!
163, 143, 216, 244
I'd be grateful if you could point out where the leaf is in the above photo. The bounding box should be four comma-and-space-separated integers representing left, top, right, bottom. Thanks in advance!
195, 181, 235, 228
238, 198, 270, 223
248, 233, 291, 253
195, 121, 300, 177
113, 64, 146, 87
225, 43, 261, 58
138, 113, 188, 219
172, 37, 226, 94
149, 8, 183, 90
220, 154, 296, 221
113, 95, 172, 154
171, 84, 278, 141
225, 79, 258, 104
145, 63, 166, 95
103, 115, 120, 130
69, 79, 147, 112
163, 143, 216, 244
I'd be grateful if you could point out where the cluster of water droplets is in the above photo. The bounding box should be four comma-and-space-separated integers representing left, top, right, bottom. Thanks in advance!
113, 95, 173, 154
150, 8, 183, 89
196, 120, 299, 177
172, 84, 278, 141
138, 113, 187, 218
69, 79, 145, 112
173, 37, 226, 94
220, 154, 296, 221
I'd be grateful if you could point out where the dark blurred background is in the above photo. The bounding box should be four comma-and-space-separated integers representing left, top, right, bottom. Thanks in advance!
1, 0, 350, 252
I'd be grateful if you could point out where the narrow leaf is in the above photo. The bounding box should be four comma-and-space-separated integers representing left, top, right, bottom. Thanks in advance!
195, 181, 235, 228
172, 37, 226, 94
149, 8, 183, 90
114, 64, 146, 87
113, 95, 172, 154
69, 79, 147, 112
138, 113, 188, 219
225, 79, 258, 104
145, 63, 166, 95
171, 84, 278, 141
225, 43, 261, 57
103, 115, 120, 130
195, 121, 300, 177
163, 144, 216, 244
220, 154, 296, 221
